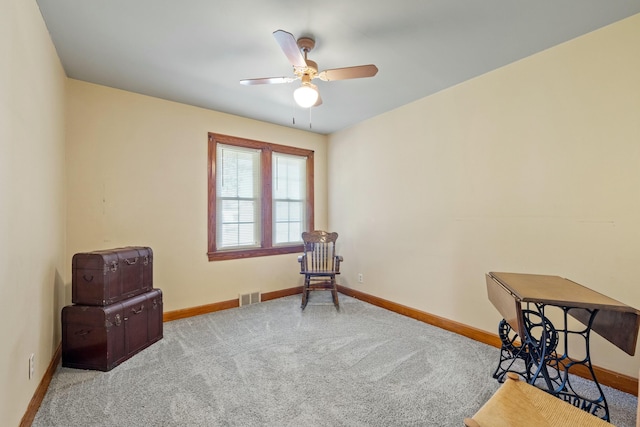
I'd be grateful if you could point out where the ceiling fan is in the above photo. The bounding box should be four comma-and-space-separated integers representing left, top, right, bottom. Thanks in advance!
240, 30, 378, 108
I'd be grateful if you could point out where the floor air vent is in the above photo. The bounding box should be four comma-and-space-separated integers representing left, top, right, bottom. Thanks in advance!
239, 291, 261, 306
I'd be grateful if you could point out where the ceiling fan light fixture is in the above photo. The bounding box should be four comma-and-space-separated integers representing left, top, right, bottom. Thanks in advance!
293, 83, 319, 108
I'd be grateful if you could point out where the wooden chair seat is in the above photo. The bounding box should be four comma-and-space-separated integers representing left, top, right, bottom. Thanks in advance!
464, 373, 612, 427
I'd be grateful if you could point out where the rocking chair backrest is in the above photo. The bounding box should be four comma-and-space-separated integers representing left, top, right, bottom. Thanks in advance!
301, 231, 338, 272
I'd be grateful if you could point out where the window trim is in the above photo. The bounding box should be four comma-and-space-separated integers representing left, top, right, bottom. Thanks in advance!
207, 133, 314, 261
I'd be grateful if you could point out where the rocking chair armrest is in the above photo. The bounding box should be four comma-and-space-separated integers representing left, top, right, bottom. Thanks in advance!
334, 255, 343, 272
297, 255, 306, 272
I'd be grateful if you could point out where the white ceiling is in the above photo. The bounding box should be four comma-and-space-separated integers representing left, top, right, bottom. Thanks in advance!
36, 1, 640, 135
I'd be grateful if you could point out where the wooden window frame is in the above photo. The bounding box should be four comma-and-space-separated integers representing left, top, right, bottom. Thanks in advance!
207, 133, 314, 261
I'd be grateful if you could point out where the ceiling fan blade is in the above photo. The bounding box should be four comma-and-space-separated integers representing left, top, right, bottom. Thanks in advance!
273, 30, 307, 68
318, 64, 378, 81
240, 76, 296, 85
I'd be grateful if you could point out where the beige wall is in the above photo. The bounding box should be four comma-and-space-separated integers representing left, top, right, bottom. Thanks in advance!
328, 14, 640, 377
0, 0, 67, 425
65, 80, 328, 312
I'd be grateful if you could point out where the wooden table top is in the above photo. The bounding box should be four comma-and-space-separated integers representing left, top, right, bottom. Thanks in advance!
489, 272, 634, 312
487, 272, 640, 355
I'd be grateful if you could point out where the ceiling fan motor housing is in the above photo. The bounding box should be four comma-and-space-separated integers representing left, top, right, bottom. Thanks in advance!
297, 37, 315, 53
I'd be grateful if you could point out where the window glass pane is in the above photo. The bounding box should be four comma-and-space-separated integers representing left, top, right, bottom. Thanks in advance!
220, 200, 238, 222
274, 222, 288, 244
275, 201, 287, 222
289, 201, 302, 221
238, 223, 255, 245
289, 221, 301, 242
221, 223, 238, 247
273, 221, 302, 244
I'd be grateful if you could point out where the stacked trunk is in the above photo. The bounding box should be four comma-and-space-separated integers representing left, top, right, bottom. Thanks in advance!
62, 247, 163, 371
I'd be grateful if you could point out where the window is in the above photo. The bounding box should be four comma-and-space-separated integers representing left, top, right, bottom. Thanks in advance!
208, 133, 314, 261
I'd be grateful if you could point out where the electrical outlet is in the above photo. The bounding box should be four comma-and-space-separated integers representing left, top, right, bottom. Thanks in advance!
358, 273, 364, 283
29, 353, 35, 380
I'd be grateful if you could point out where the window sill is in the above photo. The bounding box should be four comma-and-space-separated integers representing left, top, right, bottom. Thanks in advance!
208, 244, 304, 261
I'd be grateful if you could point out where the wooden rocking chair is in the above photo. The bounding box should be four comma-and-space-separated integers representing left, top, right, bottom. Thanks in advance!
298, 230, 343, 310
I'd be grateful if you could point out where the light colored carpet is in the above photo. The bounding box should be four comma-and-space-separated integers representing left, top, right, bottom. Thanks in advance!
33, 293, 638, 426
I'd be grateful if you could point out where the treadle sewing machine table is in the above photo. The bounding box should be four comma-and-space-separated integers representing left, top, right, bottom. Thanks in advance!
486, 272, 640, 422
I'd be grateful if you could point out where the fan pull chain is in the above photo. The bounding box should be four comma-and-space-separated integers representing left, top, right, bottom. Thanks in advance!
309, 107, 312, 129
